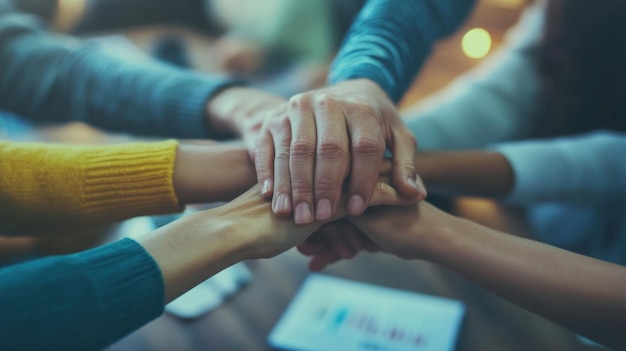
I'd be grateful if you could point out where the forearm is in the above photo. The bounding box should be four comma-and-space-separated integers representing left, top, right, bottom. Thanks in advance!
0, 239, 164, 350
0, 13, 239, 138
137, 210, 252, 302
329, 0, 476, 102
427, 217, 626, 349
173, 142, 256, 204
138, 186, 319, 302
416, 151, 514, 198
493, 131, 626, 205
0, 140, 182, 235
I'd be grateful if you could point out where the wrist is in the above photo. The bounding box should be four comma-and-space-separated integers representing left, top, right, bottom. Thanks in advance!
205, 87, 285, 140
173, 143, 256, 204
205, 87, 249, 137
336, 78, 385, 94
138, 210, 252, 302
421, 215, 475, 264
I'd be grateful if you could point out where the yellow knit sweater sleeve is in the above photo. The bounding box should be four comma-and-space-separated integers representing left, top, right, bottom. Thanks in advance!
0, 140, 182, 235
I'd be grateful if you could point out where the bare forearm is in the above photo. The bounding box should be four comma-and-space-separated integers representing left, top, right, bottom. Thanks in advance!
428, 218, 626, 349
136, 210, 252, 302
173, 143, 257, 204
416, 151, 514, 198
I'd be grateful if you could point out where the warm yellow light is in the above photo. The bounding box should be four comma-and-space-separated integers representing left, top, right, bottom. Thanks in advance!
462, 28, 492, 59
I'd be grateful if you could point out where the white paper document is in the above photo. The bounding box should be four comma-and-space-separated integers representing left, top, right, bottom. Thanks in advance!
268, 274, 465, 351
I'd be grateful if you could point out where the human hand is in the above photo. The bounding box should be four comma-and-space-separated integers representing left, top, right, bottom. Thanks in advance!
254, 78, 426, 225
205, 86, 287, 153
217, 176, 416, 261
141, 175, 415, 302
298, 201, 459, 270
213, 36, 266, 75
297, 219, 382, 271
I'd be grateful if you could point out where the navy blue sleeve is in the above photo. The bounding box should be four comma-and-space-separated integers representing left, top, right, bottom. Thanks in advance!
0, 238, 164, 351
0, 10, 242, 138
329, 0, 476, 103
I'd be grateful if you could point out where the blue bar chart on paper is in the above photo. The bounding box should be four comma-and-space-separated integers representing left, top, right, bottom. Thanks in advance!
268, 274, 465, 351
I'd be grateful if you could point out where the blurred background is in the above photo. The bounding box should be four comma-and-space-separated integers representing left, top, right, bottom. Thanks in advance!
8, 1, 612, 350
51, 0, 533, 107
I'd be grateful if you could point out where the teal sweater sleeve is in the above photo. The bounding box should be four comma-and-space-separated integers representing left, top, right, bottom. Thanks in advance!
329, 0, 476, 103
0, 2, 242, 139
0, 238, 164, 351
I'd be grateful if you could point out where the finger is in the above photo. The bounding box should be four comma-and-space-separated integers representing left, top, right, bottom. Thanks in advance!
369, 182, 416, 207
390, 126, 426, 200
308, 251, 343, 272
345, 104, 386, 216
364, 240, 382, 253
316, 221, 356, 259
288, 94, 317, 225
336, 219, 365, 252
381, 158, 392, 175
270, 117, 294, 217
296, 232, 329, 256
243, 124, 261, 162
254, 129, 275, 198
326, 231, 356, 259
313, 94, 350, 221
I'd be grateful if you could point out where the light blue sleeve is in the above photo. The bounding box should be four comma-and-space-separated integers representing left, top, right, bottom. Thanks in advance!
403, 2, 545, 151
493, 131, 626, 206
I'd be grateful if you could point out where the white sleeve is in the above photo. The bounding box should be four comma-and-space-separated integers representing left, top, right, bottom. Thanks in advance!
492, 131, 626, 206
404, 2, 546, 151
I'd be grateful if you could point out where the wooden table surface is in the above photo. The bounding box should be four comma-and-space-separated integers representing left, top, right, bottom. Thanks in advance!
106, 199, 604, 351
107, 231, 600, 351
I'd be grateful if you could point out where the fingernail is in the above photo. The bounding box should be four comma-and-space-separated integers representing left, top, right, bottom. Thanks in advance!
295, 202, 313, 224
348, 195, 365, 216
273, 193, 290, 214
261, 179, 272, 195
408, 177, 427, 200
315, 199, 332, 221
415, 177, 427, 200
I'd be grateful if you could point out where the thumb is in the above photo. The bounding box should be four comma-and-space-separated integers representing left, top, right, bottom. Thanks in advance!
369, 181, 418, 207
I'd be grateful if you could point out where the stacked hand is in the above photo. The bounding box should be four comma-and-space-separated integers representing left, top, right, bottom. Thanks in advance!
296, 200, 453, 271
251, 79, 426, 225
224, 176, 418, 261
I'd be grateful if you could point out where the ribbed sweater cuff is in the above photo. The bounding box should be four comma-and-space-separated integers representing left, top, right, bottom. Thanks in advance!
161, 75, 246, 139
80, 139, 182, 221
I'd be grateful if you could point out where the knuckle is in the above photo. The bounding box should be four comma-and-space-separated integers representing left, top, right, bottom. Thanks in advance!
315, 176, 342, 194
275, 149, 291, 162
267, 113, 290, 131
374, 181, 389, 194
290, 138, 316, 158
345, 96, 366, 106
317, 137, 347, 158
291, 179, 313, 197
289, 94, 311, 111
352, 135, 384, 156
315, 93, 335, 109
